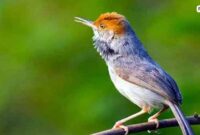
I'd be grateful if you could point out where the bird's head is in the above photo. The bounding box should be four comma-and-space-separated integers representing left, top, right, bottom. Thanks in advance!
75, 12, 135, 60
75, 12, 128, 39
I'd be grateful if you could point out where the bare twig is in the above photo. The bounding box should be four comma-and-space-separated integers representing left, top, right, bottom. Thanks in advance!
92, 114, 200, 135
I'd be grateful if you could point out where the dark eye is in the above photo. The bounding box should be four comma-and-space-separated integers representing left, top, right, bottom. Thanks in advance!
99, 23, 105, 29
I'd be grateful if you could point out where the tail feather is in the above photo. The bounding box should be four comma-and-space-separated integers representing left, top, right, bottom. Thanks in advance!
166, 100, 194, 135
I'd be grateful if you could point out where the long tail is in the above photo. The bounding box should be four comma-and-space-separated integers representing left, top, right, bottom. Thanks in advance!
166, 100, 194, 135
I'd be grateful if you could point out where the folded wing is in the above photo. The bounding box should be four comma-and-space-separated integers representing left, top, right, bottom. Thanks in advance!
115, 63, 182, 104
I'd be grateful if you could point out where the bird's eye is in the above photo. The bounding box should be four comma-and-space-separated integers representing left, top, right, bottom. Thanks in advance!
99, 24, 105, 29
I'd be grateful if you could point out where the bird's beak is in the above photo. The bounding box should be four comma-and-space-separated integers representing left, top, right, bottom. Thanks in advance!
74, 17, 97, 29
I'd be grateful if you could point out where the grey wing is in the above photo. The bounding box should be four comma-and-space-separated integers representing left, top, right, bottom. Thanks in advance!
115, 63, 182, 104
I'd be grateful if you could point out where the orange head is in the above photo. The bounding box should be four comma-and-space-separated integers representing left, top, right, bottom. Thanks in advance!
75, 12, 127, 35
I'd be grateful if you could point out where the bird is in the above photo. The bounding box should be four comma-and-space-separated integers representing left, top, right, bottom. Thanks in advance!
75, 12, 194, 135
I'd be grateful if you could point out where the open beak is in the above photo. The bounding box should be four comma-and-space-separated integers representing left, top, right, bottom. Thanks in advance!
74, 17, 96, 29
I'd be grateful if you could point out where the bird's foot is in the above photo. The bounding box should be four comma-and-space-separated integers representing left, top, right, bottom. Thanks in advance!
113, 121, 129, 135
148, 117, 159, 128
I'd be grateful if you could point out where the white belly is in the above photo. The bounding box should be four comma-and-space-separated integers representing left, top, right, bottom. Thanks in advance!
108, 67, 165, 109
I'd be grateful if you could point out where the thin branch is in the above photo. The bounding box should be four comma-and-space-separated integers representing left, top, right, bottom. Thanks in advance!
92, 114, 200, 135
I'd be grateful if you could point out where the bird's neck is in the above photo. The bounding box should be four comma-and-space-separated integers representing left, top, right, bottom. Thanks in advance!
93, 30, 151, 65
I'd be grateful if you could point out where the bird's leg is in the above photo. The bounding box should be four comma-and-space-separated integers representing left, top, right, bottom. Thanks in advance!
148, 106, 168, 128
113, 107, 149, 135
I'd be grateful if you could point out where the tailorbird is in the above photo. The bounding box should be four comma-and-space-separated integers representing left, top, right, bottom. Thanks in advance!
75, 12, 194, 135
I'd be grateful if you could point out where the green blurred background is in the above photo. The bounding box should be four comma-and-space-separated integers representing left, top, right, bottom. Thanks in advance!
0, 0, 200, 135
